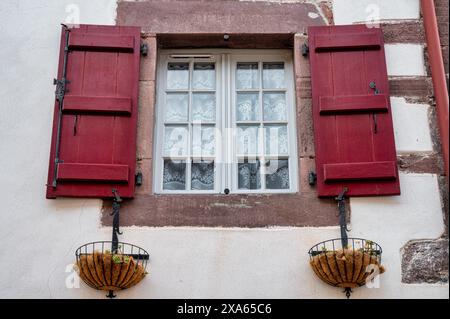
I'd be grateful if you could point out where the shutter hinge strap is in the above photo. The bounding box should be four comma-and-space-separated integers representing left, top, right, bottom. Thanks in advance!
51, 24, 71, 188
140, 43, 148, 56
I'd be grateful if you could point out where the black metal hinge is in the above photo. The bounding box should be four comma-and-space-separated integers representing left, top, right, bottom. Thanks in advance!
53, 78, 70, 102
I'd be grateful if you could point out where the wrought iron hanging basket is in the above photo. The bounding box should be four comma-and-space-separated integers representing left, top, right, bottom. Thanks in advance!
75, 241, 149, 295
308, 188, 385, 298
74, 189, 150, 298
308, 238, 385, 297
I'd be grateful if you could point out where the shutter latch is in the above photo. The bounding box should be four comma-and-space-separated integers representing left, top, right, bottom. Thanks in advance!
369, 81, 380, 94
308, 171, 317, 186
140, 43, 148, 56
135, 172, 143, 186
301, 43, 309, 57
369, 82, 380, 134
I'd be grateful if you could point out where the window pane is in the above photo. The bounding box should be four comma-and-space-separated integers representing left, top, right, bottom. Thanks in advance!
238, 159, 261, 190
163, 126, 188, 157
263, 62, 284, 89
191, 160, 214, 190
163, 160, 186, 190
165, 93, 188, 122
236, 93, 259, 121
192, 125, 215, 157
193, 63, 215, 90
265, 159, 289, 189
236, 62, 259, 89
192, 93, 215, 122
264, 125, 288, 155
263, 92, 286, 121
167, 62, 189, 90
237, 125, 260, 155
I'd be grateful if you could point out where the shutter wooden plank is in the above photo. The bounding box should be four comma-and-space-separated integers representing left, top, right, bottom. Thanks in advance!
46, 25, 140, 199
63, 96, 132, 114
57, 163, 129, 182
309, 25, 400, 197
324, 161, 397, 182
315, 32, 381, 51
68, 33, 134, 52
319, 94, 388, 114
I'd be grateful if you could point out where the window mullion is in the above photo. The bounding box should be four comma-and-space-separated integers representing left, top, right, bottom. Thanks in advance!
226, 54, 232, 193
259, 60, 266, 191
221, 53, 228, 194
186, 59, 194, 191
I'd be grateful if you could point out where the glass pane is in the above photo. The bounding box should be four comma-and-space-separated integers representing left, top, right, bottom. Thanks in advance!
236, 62, 259, 89
191, 160, 214, 190
192, 93, 215, 122
165, 93, 188, 122
192, 125, 215, 157
263, 62, 285, 89
163, 160, 186, 190
236, 93, 259, 121
238, 159, 261, 190
265, 159, 289, 189
163, 126, 188, 157
193, 63, 215, 90
167, 62, 189, 90
263, 93, 286, 121
264, 125, 288, 155
237, 125, 260, 155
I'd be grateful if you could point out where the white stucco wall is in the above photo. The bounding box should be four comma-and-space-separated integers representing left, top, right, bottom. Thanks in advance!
391, 97, 433, 153
333, 0, 420, 25
385, 44, 426, 77
0, 0, 447, 299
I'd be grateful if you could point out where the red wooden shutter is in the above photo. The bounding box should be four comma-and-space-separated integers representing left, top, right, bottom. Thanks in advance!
46, 25, 141, 199
308, 25, 400, 197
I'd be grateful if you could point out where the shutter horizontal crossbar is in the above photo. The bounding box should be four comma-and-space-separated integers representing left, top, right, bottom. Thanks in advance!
63, 96, 132, 115
324, 161, 397, 182
319, 94, 388, 114
315, 32, 381, 51
57, 163, 129, 182
68, 34, 135, 52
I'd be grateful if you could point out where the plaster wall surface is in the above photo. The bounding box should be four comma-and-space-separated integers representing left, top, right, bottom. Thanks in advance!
391, 97, 433, 153
385, 44, 426, 76
0, 0, 447, 299
333, 0, 421, 25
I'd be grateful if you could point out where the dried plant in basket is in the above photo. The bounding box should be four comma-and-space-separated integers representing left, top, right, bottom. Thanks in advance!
309, 241, 385, 289
76, 249, 148, 291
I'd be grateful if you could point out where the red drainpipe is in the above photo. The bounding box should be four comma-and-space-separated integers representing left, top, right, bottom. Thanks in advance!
421, 0, 449, 184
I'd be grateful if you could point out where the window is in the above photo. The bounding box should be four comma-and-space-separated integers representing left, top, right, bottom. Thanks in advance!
154, 50, 297, 194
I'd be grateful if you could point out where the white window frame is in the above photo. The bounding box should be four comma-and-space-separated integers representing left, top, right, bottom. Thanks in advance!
154, 49, 298, 194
